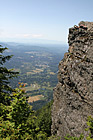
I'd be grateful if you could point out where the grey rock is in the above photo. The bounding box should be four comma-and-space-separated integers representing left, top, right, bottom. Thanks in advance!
51, 21, 93, 139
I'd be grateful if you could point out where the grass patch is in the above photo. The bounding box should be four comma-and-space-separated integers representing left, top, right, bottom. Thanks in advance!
28, 95, 44, 103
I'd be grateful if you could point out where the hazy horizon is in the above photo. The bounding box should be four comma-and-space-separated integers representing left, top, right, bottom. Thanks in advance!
1, 40, 68, 49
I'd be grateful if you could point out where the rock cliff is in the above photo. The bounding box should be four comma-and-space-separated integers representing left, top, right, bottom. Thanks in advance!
51, 21, 93, 139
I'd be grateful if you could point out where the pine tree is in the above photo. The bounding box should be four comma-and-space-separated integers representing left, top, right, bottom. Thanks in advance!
0, 45, 18, 105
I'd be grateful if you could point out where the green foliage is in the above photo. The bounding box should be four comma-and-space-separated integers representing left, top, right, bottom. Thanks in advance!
0, 87, 36, 139
35, 100, 53, 137
86, 116, 93, 140
48, 135, 61, 140
0, 45, 18, 106
36, 131, 47, 140
9, 88, 30, 126
64, 134, 84, 140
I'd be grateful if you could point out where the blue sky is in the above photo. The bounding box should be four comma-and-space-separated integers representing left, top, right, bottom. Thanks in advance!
0, 0, 93, 44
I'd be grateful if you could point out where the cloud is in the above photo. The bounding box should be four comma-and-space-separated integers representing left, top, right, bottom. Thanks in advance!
0, 32, 44, 42
31, 34, 43, 38
15, 34, 43, 38
15, 34, 30, 38
23, 34, 31, 37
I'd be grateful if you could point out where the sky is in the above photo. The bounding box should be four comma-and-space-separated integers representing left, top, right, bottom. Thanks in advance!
0, 0, 93, 45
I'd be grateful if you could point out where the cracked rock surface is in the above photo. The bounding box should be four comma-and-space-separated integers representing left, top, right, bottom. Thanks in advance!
51, 21, 93, 139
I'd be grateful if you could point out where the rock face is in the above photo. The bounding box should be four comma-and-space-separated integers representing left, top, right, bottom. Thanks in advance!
51, 21, 93, 139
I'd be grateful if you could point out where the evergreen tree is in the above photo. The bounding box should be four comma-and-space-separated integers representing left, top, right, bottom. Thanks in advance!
0, 45, 19, 120
0, 45, 18, 106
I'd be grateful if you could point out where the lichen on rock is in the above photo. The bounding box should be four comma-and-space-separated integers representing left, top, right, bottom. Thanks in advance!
51, 21, 93, 139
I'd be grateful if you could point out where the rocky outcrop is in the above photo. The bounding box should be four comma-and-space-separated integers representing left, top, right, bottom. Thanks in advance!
51, 21, 93, 139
